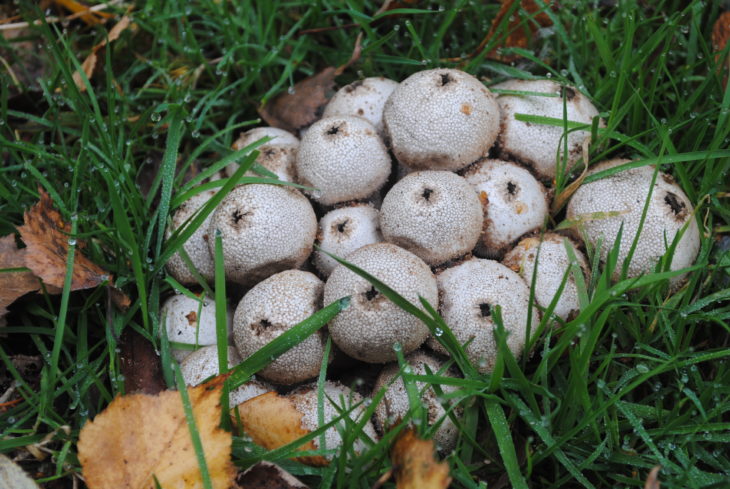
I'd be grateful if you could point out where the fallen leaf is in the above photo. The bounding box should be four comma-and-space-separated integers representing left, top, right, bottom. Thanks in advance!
72, 15, 132, 92
712, 11, 730, 89
235, 462, 308, 489
235, 391, 326, 466
52, 0, 114, 26
447, 0, 554, 63
258, 67, 337, 134
0, 454, 40, 489
78, 375, 235, 489
0, 235, 42, 321
118, 328, 166, 395
18, 188, 112, 290
644, 465, 661, 489
391, 429, 450, 489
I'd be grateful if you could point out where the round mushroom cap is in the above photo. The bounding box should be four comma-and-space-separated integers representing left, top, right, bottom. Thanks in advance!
566, 159, 700, 286
323, 77, 399, 135
233, 270, 326, 385
226, 127, 299, 182
209, 184, 317, 287
289, 381, 378, 460
373, 351, 461, 451
295, 116, 391, 205
380, 171, 483, 265
324, 243, 438, 363
160, 294, 232, 363
462, 159, 549, 258
494, 79, 600, 181
165, 188, 217, 285
429, 258, 539, 373
383, 68, 500, 171
314, 204, 383, 277
179, 345, 273, 406
503, 233, 589, 321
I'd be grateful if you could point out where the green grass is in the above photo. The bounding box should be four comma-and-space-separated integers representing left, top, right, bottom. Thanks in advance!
1, 0, 730, 488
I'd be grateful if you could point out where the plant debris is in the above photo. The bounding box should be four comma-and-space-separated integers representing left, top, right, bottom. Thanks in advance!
78, 375, 235, 489
391, 429, 451, 489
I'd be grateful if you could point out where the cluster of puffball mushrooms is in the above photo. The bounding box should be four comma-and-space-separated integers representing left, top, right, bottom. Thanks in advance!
161, 68, 701, 460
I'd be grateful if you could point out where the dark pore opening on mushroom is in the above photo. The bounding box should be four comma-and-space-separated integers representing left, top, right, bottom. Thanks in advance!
439, 73, 453, 86
326, 124, 340, 135
336, 219, 349, 233
231, 209, 249, 224
259, 319, 272, 329
421, 188, 434, 201
365, 286, 379, 301
664, 192, 686, 217
479, 303, 491, 317
561, 86, 576, 100
506, 181, 517, 196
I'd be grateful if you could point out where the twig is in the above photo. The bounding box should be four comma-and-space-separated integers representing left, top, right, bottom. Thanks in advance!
0, 0, 126, 32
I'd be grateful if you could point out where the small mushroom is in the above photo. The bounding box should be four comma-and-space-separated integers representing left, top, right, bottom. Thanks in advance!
233, 270, 327, 385
324, 243, 438, 363
314, 203, 383, 277
380, 171, 484, 266
295, 116, 391, 205
503, 233, 589, 321
323, 77, 399, 136
179, 345, 272, 406
494, 79, 600, 181
383, 68, 500, 171
165, 188, 217, 285
373, 350, 461, 451
428, 258, 539, 373
288, 381, 378, 463
160, 294, 231, 363
226, 127, 299, 182
209, 184, 317, 287
566, 159, 700, 286
462, 159, 549, 258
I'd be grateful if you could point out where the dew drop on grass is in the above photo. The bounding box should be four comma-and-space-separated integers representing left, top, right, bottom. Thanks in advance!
392, 342, 402, 352
635, 364, 649, 374
151, 112, 161, 122
434, 327, 443, 337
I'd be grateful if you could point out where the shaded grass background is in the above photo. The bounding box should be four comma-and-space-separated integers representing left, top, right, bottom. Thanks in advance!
0, 0, 729, 488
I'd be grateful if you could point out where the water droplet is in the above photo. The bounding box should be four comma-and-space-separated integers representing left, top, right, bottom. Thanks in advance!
287, 86, 296, 95
392, 342, 402, 352
68, 238, 77, 246
636, 364, 649, 374
434, 327, 443, 337
151, 112, 162, 122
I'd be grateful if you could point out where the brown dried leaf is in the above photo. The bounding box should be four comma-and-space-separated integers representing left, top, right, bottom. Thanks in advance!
391, 429, 451, 489
464, 0, 554, 63
644, 466, 661, 489
78, 376, 235, 489
258, 67, 337, 134
235, 391, 327, 466
72, 15, 132, 92
712, 11, 730, 89
118, 328, 165, 395
235, 462, 309, 489
18, 188, 112, 290
0, 235, 42, 320
52, 0, 114, 26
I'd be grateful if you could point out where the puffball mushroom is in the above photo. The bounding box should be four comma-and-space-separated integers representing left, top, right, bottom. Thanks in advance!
160, 294, 231, 363
373, 350, 461, 451
323, 77, 399, 136
380, 171, 484, 266
324, 243, 438, 363
209, 184, 317, 287
288, 381, 378, 462
165, 188, 217, 285
233, 270, 326, 385
428, 258, 539, 373
566, 159, 700, 286
226, 127, 299, 182
494, 79, 600, 181
179, 345, 272, 406
383, 68, 500, 171
503, 233, 589, 321
295, 116, 391, 205
462, 159, 549, 258
314, 203, 383, 277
